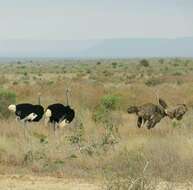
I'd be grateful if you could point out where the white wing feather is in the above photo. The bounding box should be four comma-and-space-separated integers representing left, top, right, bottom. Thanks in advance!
25, 113, 38, 121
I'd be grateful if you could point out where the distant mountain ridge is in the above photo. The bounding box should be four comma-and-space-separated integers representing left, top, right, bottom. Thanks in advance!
0, 37, 193, 58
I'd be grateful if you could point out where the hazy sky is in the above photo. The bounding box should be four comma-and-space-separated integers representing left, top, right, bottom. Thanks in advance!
0, 0, 193, 40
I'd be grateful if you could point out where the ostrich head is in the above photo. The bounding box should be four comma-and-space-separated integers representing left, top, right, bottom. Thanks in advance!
175, 104, 188, 120
166, 104, 188, 120
127, 106, 138, 114
159, 98, 188, 120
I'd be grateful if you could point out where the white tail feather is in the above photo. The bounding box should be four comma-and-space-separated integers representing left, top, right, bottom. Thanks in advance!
26, 113, 37, 121
44, 109, 52, 126
8, 104, 16, 112
45, 109, 52, 118
59, 119, 68, 128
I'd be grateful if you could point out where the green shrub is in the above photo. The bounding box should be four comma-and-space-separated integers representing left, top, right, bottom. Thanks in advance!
0, 89, 16, 118
101, 95, 120, 111
96, 61, 101, 65
140, 59, 149, 67
93, 95, 120, 123
23, 72, 28, 76
93, 105, 109, 123
112, 62, 117, 68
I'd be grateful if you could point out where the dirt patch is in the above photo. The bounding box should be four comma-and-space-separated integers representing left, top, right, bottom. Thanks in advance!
156, 181, 193, 190
0, 175, 101, 190
0, 175, 192, 190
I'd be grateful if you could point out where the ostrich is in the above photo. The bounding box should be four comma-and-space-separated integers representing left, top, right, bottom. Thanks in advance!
8, 93, 44, 126
163, 103, 188, 121
8, 93, 44, 145
127, 98, 188, 129
127, 98, 168, 129
45, 89, 75, 132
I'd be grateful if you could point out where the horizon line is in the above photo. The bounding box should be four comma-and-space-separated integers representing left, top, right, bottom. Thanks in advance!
1, 36, 193, 41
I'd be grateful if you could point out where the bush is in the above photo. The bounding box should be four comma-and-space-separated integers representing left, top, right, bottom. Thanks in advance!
140, 59, 149, 67
101, 95, 120, 111
103, 70, 112, 77
112, 62, 117, 68
145, 78, 163, 86
159, 59, 164, 64
93, 105, 108, 123
0, 89, 16, 118
93, 95, 120, 123
96, 61, 101, 65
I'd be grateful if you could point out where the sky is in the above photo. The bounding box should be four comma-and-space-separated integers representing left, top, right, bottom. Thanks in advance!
0, 0, 193, 40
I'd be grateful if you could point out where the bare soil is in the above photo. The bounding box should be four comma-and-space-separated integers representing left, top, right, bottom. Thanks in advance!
0, 175, 101, 190
0, 175, 192, 190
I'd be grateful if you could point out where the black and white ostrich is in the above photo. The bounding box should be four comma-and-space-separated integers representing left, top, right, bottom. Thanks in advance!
45, 89, 75, 131
8, 94, 44, 127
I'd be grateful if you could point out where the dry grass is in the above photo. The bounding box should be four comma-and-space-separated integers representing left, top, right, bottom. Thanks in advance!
0, 58, 193, 189
0, 112, 193, 185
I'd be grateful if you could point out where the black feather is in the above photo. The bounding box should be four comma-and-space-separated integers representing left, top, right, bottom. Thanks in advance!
46, 103, 75, 124
15, 103, 44, 122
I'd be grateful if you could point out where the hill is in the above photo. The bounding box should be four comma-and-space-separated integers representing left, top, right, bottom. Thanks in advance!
0, 37, 193, 58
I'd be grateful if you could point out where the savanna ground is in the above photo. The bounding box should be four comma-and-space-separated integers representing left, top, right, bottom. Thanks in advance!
0, 58, 193, 189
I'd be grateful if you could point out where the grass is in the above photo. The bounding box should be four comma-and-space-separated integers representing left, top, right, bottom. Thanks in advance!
0, 58, 193, 189
1, 117, 193, 188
